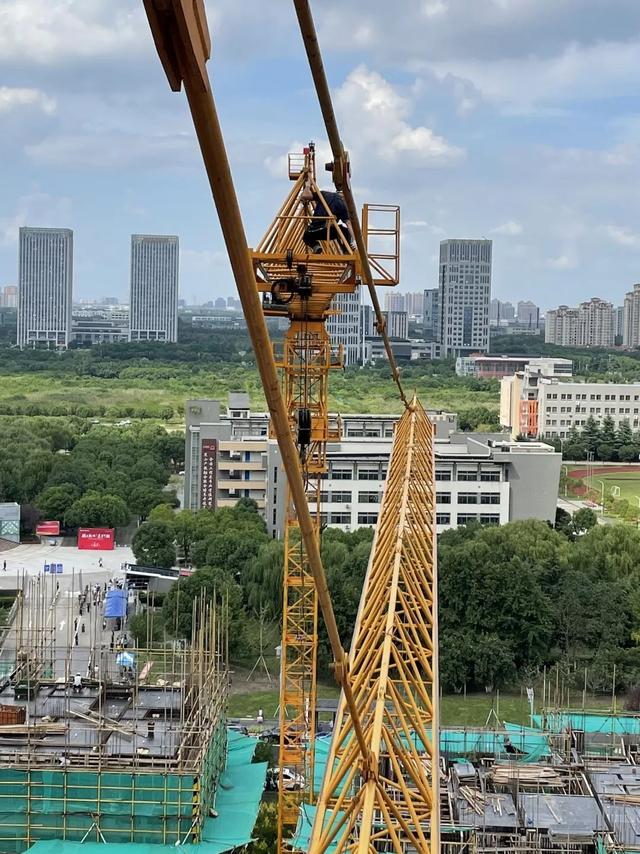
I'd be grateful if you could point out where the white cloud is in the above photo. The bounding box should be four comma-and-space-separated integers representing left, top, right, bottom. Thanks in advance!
603, 224, 640, 248
491, 220, 523, 236
0, 87, 56, 115
25, 131, 194, 170
335, 65, 464, 165
0, 193, 72, 246
546, 253, 578, 270
0, 1, 146, 64
423, 0, 448, 18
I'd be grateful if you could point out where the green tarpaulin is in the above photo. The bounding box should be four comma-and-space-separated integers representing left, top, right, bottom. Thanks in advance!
532, 711, 640, 735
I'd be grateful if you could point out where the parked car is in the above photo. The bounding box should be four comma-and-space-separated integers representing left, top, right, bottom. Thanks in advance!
265, 766, 305, 791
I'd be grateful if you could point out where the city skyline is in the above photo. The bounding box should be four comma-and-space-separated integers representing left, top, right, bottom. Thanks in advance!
1, 3, 640, 306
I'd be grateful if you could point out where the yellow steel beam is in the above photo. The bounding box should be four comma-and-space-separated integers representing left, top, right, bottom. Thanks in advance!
309, 399, 440, 854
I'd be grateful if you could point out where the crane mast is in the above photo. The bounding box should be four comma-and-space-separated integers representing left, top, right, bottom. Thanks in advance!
251, 144, 359, 841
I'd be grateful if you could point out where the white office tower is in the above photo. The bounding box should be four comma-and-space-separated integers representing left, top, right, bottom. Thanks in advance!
17, 227, 73, 349
438, 239, 492, 357
129, 234, 179, 342
326, 290, 364, 366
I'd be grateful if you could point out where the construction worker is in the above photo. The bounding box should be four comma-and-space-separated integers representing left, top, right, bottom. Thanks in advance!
301, 187, 354, 253
72, 673, 82, 694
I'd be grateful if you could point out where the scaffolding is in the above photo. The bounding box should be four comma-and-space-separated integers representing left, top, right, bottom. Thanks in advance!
0, 572, 229, 852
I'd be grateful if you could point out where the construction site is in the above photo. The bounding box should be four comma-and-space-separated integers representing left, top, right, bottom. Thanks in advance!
0, 570, 264, 853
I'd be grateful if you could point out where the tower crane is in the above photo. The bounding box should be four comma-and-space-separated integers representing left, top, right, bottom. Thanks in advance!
143, 2, 439, 852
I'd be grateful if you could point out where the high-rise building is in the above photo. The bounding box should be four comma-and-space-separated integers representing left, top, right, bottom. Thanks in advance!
517, 300, 540, 327
423, 288, 440, 342
612, 305, 624, 344
404, 292, 424, 318
360, 304, 375, 339
490, 299, 515, 326
129, 234, 179, 343
545, 298, 612, 348
384, 291, 405, 312
578, 297, 613, 348
326, 290, 363, 366
17, 227, 73, 349
623, 284, 640, 348
544, 306, 579, 346
0, 286, 18, 309
382, 310, 409, 339
438, 239, 492, 357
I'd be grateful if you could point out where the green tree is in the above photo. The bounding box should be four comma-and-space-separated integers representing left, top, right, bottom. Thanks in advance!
600, 414, 618, 450
132, 521, 177, 568
571, 507, 598, 536
618, 419, 634, 447
128, 482, 171, 519
65, 492, 130, 529
582, 416, 601, 454
35, 483, 81, 521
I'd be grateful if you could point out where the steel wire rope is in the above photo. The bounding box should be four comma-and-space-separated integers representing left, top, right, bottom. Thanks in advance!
292, 0, 411, 412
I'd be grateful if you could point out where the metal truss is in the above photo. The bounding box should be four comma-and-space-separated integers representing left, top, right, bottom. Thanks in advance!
308, 399, 440, 854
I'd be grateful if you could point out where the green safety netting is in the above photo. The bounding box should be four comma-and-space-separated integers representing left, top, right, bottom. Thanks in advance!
532, 711, 640, 734
292, 804, 340, 854
20, 733, 266, 854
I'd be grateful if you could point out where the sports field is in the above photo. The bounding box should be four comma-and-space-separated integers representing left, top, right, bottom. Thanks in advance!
568, 465, 640, 503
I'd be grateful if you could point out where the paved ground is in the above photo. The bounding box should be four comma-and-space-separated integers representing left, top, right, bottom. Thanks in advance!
0, 544, 135, 682
557, 497, 613, 525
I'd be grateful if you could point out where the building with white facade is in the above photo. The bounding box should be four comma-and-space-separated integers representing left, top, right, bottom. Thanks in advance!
544, 305, 579, 346
129, 234, 179, 343
501, 373, 640, 439
382, 310, 408, 340
184, 397, 560, 535
623, 284, 640, 348
326, 290, 363, 366
490, 299, 515, 326
71, 305, 130, 345
267, 431, 560, 536
438, 239, 492, 357
17, 227, 73, 349
404, 292, 424, 318
545, 298, 613, 348
384, 291, 405, 312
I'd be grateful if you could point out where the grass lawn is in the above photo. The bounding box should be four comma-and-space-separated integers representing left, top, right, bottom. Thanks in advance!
582, 469, 640, 504
229, 689, 540, 726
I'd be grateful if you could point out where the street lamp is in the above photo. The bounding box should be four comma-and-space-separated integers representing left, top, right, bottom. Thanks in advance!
596, 479, 605, 515
561, 464, 569, 498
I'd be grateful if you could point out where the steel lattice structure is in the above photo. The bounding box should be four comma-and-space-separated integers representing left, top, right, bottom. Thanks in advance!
308, 399, 440, 854
142, 3, 437, 852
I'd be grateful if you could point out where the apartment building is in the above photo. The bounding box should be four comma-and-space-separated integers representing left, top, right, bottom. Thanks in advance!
438, 239, 492, 357
623, 284, 640, 348
18, 227, 73, 349
129, 234, 179, 342
545, 298, 613, 348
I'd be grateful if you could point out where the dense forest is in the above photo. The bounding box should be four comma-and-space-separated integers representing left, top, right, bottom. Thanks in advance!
131, 500, 640, 697
0, 418, 183, 532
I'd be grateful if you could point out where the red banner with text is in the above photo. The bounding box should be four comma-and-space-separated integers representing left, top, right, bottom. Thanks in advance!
77, 528, 115, 550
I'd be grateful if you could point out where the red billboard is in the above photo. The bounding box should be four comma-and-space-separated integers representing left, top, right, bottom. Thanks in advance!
200, 438, 218, 509
36, 521, 60, 536
77, 528, 115, 550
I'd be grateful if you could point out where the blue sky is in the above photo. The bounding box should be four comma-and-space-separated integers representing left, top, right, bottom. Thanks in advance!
1, 1, 640, 310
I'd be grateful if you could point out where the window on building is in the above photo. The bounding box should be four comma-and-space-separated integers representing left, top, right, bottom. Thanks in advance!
435, 469, 452, 481
480, 514, 500, 525
457, 514, 479, 525
436, 513, 451, 525
480, 493, 500, 505
457, 469, 478, 482
458, 493, 478, 504
331, 468, 352, 480
331, 491, 351, 503
436, 492, 451, 504
357, 513, 378, 525
358, 491, 380, 504
480, 470, 500, 481
358, 467, 380, 480
330, 513, 350, 525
